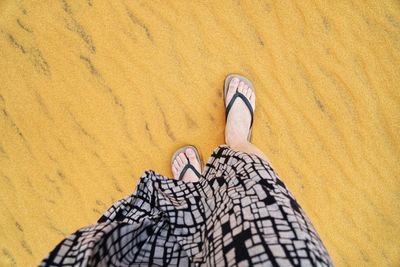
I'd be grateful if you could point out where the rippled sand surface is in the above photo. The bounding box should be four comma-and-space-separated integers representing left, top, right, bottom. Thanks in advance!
0, 0, 399, 266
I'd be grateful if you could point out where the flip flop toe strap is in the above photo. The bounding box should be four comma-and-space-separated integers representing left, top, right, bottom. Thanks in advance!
178, 164, 201, 180
225, 89, 254, 130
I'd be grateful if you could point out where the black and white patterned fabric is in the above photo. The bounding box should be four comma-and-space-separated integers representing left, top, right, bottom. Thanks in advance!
40, 145, 334, 266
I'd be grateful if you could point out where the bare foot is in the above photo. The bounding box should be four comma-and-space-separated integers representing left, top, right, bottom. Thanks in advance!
172, 148, 201, 182
225, 77, 256, 146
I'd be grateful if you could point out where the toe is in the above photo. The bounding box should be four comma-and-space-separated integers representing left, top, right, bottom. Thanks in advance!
185, 148, 195, 158
179, 153, 188, 165
242, 84, 249, 96
246, 85, 252, 98
229, 77, 239, 93
173, 159, 181, 178
176, 156, 184, 167
185, 148, 198, 165
238, 81, 245, 93
173, 159, 180, 170
185, 148, 202, 179
250, 92, 256, 108
172, 165, 178, 177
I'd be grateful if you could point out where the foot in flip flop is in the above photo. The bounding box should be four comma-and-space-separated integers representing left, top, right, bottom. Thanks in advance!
172, 148, 202, 183
225, 76, 256, 146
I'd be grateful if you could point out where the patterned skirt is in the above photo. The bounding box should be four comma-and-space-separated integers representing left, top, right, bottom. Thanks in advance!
40, 145, 334, 266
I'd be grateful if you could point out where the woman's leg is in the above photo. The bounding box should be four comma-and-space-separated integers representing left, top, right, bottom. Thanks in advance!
224, 76, 272, 165
227, 140, 272, 164
223, 76, 334, 266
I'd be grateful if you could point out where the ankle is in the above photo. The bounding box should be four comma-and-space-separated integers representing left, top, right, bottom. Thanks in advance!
226, 137, 251, 150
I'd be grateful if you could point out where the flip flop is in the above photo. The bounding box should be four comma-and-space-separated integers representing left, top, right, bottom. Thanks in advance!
224, 73, 255, 142
171, 145, 203, 181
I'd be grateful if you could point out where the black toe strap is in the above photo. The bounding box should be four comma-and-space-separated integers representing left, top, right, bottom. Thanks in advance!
178, 155, 201, 180
225, 89, 254, 130
179, 164, 201, 180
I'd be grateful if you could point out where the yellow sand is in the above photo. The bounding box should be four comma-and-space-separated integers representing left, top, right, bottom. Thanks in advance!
0, 0, 399, 266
